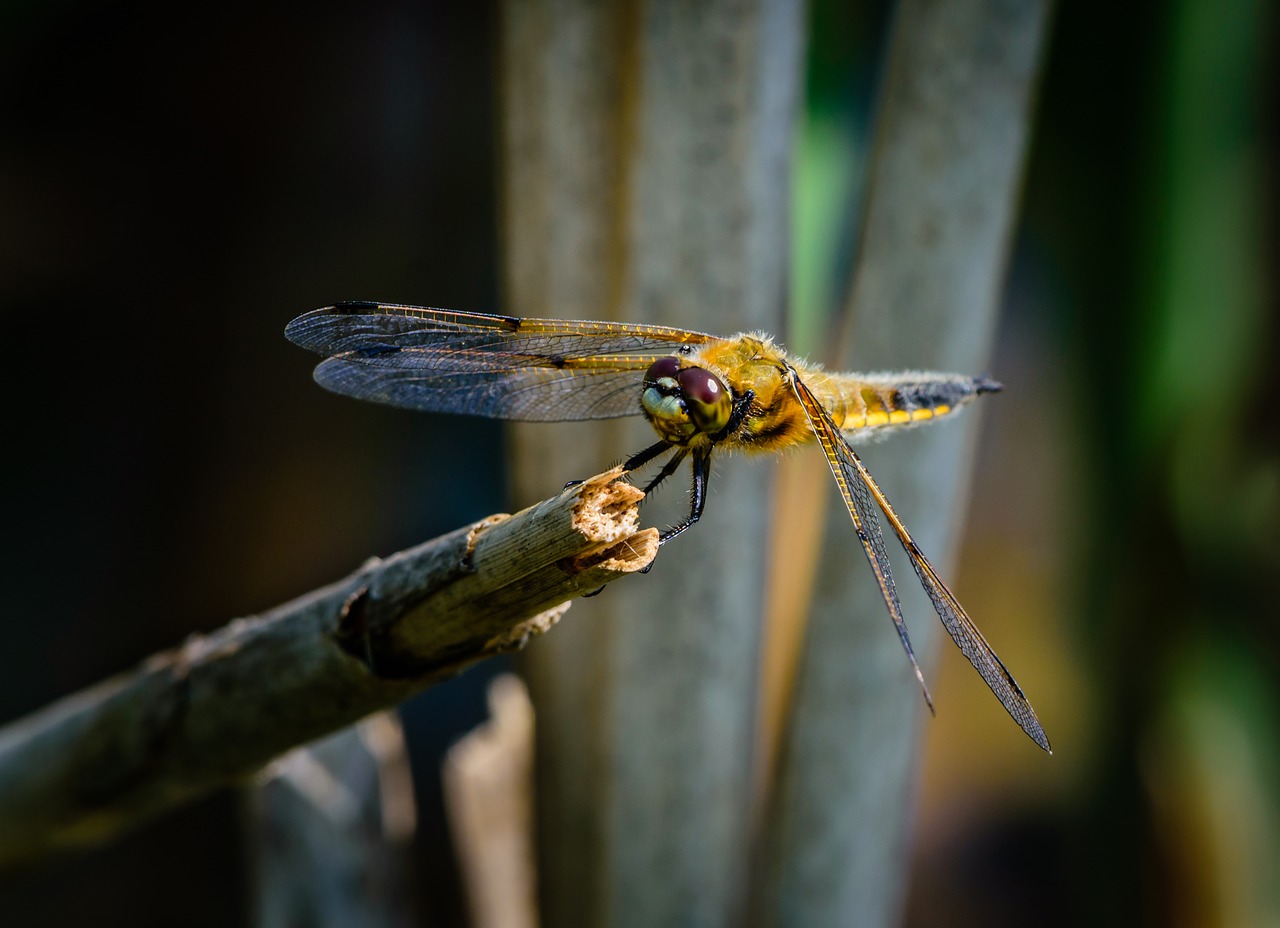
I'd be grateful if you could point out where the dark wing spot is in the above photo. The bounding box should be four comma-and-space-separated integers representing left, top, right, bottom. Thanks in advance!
333, 300, 382, 312
354, 344, 401, 358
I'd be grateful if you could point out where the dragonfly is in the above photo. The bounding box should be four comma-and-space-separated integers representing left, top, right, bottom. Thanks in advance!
286, 301, 1051, 752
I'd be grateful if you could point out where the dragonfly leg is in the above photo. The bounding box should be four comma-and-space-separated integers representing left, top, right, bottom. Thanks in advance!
658, 446, 710, 544
623, 439, 675, 474
563, 439, 675, 491
639, 447, 689, 494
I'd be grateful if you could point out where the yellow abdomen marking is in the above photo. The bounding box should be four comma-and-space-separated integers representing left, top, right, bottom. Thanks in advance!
815, 372, 973, 438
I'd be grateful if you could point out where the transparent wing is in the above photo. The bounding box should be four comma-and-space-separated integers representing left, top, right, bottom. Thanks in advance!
789, 367, 1051, 753
285, 302, 719, 420
788, 368, 936, 714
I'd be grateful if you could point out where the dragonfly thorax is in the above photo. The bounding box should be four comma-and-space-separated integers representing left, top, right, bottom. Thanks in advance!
641, 356, 732, 445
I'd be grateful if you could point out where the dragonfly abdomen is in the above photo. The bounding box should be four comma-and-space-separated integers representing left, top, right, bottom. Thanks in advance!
821, 371, 1002, 437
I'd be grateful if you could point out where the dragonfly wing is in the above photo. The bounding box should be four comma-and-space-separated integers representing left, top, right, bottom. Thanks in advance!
842, 448, 1052, 752
311, 358, 647, 420
788, 369, 935, 713
286, 302, 714, 357
790, 368, 1051, 752
286, 302, 717, 421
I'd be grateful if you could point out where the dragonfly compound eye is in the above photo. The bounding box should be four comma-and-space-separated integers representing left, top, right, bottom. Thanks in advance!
641, 357, 730, 442
677, 367, 731, 435
645, 355, 682, 385
642, 356, 695, 442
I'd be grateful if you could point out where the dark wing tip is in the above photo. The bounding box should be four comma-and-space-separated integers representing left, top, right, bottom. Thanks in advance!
974, 374, 1004, 394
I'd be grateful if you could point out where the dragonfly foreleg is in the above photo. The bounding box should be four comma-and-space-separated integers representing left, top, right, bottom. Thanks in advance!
639, 447, 689, 495
658, 446, 711, 545
623, 439, 675, 474
564, 439, 674, 492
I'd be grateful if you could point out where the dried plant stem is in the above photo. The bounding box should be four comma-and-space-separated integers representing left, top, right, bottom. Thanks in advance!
0, 468, 655, 869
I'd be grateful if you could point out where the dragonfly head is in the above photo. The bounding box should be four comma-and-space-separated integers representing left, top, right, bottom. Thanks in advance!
641, 356, 732, 444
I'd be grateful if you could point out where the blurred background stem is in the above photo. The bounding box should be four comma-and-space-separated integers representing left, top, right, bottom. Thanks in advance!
500, 2, 800, 925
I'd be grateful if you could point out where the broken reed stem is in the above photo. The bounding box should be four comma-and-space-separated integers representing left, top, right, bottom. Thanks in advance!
0, 467, 656, 869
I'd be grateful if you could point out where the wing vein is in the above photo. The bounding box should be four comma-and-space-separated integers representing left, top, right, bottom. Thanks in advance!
789, 366, 1051, 752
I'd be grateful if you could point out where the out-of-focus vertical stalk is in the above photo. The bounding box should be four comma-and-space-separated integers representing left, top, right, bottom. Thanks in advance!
498, 2, 803, 925
498, 6, 628, 926
248, 716, 419, 928
758, 1, 1053, 925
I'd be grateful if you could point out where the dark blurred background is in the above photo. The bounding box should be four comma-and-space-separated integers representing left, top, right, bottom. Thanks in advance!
0, 2, 504, 924
0, 0, 1275, 926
